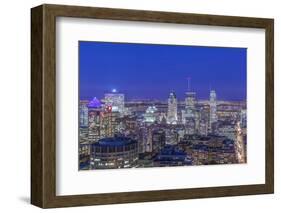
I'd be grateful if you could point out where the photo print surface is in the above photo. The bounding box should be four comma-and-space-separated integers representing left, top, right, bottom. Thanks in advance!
78, 41, 247, 170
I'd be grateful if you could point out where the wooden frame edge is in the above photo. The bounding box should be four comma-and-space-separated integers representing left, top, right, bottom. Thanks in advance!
31, 5, 44, 208
265, 19, 274, 194
31, 4, 274, 208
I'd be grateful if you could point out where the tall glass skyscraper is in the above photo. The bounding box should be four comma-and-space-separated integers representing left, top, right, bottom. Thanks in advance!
209, 90, 218, 130
167, 92, 178, 124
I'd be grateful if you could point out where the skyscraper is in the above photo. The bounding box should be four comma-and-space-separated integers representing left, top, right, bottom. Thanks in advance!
101, 105, 114, 137
104, 89, 125, 115
185, 77, 196, 118
209, 90, 218, 131
88, 97, 102, 143
185, 92, 196, 113
182, 78, 197, 125
167, 92, 178, 124
79, 100, 89, 127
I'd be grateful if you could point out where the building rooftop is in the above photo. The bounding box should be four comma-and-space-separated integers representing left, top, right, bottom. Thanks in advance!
93, 137, 137, 147
154, 145, 192, 163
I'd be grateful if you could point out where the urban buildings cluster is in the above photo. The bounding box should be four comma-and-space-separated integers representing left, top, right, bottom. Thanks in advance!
79, 86, 247, 170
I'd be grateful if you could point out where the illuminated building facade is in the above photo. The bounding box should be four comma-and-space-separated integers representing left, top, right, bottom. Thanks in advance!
209, 90, 218, 132
182, 79, 197, 126
184, 91, 196, 119
144, 106, 158, 123
167, 92, 178, 124
104, 90, 125, 115
88, 97, 102, 143
181, 90, 197, 134
79, 86, 246, 170
91, 137, 138, 169
79, 100, 89, 127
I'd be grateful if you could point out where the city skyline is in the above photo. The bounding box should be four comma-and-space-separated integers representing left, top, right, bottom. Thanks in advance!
79, 87, 247, 170
79, 89, 246, 103
79, 41, 247, 170
79, 41, 247, 101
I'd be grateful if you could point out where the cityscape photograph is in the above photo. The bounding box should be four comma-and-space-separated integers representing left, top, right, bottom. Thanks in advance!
79, 41, 247, 170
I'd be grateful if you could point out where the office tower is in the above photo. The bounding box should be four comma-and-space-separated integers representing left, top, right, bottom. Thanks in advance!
104, 89, 125, 115
101, 105, 114, 137
79, 100, 89, 127
167, 92, 178, 124
184, 78, 196, 120
185, 92, 196, 111
111, 111, 120, 136
209, 90, 218, 131
185, 77, 196, 112
87, 97, 102, 143
182, 78, 197, 135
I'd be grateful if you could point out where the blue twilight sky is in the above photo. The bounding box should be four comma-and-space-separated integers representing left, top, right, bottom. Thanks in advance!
79, 41, 247, 101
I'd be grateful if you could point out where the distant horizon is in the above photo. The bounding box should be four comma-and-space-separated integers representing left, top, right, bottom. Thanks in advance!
79, 92, 246, 102
79, 41, 247, 101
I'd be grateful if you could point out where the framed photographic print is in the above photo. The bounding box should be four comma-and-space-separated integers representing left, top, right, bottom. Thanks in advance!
31, 4, 274, 208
